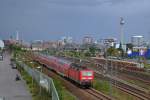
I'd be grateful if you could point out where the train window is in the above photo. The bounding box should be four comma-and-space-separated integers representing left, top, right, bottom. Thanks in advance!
75, 67, 79, 71
82, 71, 92, 76
59, 61, 64, 65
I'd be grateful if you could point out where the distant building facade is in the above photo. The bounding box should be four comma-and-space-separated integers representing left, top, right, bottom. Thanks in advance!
31, 40, 66, 51
83, 36, 93, 44
31, 40, 44, 51
99, 38, 117, 47
0, 39, 4, 49
3, 39, 17, 46
61, 36, 73, 44
131, 35, 144, 47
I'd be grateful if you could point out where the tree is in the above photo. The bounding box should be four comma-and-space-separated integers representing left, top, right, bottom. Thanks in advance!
107, 47, 115, 56
117, 47, 124, 57
107, 47, 121, 57
126, 43, 133, 50
119, 42, 122, 50
89, 46, 97, 56
85, 51, 91, 57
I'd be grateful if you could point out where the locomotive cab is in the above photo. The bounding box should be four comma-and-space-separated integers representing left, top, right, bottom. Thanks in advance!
80, 70, 94, 87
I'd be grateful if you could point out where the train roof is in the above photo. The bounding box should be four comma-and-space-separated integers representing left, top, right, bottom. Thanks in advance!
41, 53, 72, 65
70, 63, 87, 70
92, 57, 139, 65
58, 58, 72, 65
47, 55, 57, 60
40, 53, 88, 70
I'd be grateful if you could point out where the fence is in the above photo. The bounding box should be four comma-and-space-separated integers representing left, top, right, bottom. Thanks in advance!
16, 60, 60, 100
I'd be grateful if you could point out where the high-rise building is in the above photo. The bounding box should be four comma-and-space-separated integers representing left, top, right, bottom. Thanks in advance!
99, 38, 117, 47
31, 40, 44, 51
61, 36, 73, 44
0, 39, 4, 49
131, 35, 144, 47
83, 36, 93, 44
148, 42, 150, 48
16, 31, 19, 41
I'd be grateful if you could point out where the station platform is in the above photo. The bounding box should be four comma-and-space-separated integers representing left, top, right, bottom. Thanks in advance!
0, 52, 32, 100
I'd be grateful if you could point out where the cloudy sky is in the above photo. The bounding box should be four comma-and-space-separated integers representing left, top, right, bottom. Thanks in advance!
0, 0, 150, 42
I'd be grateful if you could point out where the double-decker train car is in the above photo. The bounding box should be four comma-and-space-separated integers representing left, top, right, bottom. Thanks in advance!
34, 54, 94, 87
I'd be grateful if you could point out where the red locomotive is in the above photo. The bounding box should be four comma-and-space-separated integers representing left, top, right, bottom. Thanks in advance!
34, 54, 94, 87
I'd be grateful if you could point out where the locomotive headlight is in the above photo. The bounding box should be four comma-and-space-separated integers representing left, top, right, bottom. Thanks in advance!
82, 77, 86, 79
87, 77, 92, 79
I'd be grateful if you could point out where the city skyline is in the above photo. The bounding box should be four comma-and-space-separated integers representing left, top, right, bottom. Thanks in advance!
0, 0, 150, 42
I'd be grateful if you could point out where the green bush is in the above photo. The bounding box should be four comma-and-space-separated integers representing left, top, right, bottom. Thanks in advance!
93, 79, 110, 94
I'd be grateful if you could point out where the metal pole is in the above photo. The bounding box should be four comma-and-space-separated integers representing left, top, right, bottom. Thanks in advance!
32, 62, 34, 93
32, 71, 33, 93
39, 67, 42, 99
109, 60, 112, 97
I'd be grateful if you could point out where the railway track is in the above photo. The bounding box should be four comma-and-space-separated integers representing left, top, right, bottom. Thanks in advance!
118, 73, 150, 85
85, 88, 112, 100
95, 73, 150, 100
58, 56, 150, 99
114, 84, 149, 100
42, 63, 112, 100
29, 60, 97, 100
120, 69, 150, 82
26, 53, 150, 100
116, 83, 150, 100
23, 53, 113, 100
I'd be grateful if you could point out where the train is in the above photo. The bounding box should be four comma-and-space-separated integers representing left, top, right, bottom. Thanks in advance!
33, 54, 94, 87
92, 57, 145, 72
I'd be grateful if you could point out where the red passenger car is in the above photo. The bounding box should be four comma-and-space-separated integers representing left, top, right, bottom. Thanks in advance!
34, 54, 94, 87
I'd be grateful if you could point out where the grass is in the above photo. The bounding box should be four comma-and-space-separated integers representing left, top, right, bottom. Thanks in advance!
52, 76, 76, 100
144, 64, 150, 69
111, 87, 137, 100
93, 79, 110, 94
60, 88, 76, 100
16, 63, 51, 100
15, 53, 76, 100
93, 79, 138, 100
25, 59, 76, 100
123, 77, 150, 91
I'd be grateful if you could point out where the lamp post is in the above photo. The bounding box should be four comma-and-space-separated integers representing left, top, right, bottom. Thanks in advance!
18, 60, 22, 72
29, 61, 34, 93
36, 66, 42, 97
22, 57, 25, 60
16, 57, 18, 60
30, 61, 33, 64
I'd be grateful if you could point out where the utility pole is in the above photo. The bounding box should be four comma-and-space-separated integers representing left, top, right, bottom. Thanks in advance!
109, 60, 113, 97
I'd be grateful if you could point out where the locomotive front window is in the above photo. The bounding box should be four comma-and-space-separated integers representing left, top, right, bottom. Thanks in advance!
82, 72, 92, 76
